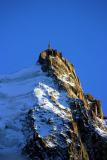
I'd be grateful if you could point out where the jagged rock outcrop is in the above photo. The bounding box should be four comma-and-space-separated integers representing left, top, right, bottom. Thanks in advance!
38, 49, 86, 103
38, 48, 103, 119
22, 48, 107, 160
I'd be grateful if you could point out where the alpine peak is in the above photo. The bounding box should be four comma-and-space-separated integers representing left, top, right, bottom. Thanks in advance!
0, 48, 107, 160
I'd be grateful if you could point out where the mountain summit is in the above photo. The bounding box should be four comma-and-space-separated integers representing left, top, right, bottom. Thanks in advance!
0, 48, 107, 160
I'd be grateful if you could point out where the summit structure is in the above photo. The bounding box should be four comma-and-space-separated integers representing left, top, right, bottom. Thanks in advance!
0, 48, 107, 160
48, 42, 51, 50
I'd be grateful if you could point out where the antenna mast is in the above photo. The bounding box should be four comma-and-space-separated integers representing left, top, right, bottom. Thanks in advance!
48, 41, 51, 50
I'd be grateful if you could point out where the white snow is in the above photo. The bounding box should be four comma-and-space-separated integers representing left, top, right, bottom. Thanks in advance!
0, 63, 73, 158
95, 117, 107, 138
95, 127, 107, 138
96, 117, 107, 129
0, 65, 44, 159
58, 74, 75, 87
33, 80, 72, 148
34, 82, 70, 120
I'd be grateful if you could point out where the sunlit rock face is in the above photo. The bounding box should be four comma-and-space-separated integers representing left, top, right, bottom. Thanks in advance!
38, 49, 86, 103
23, 48, 107, 160
38, 48, 103, 119
0, 48, 106, 160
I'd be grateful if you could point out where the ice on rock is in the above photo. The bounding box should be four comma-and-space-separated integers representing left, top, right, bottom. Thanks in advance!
0, 64, 73, 158
0, 65, 44, 159
33, 78, 73, 148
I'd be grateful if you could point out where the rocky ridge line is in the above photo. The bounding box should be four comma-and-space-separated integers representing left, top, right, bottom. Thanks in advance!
23, 48, 107, 160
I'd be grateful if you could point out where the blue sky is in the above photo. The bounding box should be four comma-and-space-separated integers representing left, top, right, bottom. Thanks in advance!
0, 0, 107, 114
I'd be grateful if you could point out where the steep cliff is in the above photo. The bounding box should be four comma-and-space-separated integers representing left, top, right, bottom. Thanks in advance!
23, 48, 107, 160
0, 48, 106, 160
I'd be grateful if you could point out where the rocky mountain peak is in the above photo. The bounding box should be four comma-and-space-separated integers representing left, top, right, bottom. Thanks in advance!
38, 48, 85, 100
0, 48, 107, 160
22, 48, 107, 160
38, 48, 103, 119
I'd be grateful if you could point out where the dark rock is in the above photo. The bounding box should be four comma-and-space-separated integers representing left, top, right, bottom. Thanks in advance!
23, 48, 107, 160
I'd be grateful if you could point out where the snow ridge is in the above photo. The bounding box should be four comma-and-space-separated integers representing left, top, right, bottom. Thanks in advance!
0, 64, 73, 159
0, 65, 42, 160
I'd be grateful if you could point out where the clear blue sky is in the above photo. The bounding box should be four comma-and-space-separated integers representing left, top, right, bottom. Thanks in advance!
0, 0, 107, 114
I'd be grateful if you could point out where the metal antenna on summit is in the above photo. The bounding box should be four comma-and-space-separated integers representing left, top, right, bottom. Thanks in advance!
48, 41, 51, 50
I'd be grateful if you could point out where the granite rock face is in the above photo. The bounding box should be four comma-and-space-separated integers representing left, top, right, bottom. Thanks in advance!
23, 48, 107, 160
38, 48, 103, 119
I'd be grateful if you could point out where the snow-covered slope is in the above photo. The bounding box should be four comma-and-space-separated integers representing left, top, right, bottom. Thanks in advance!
0, 64, 73, 159
33, 81, 72, 147
0, 65, 45, 160
0, 48, 107, 160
